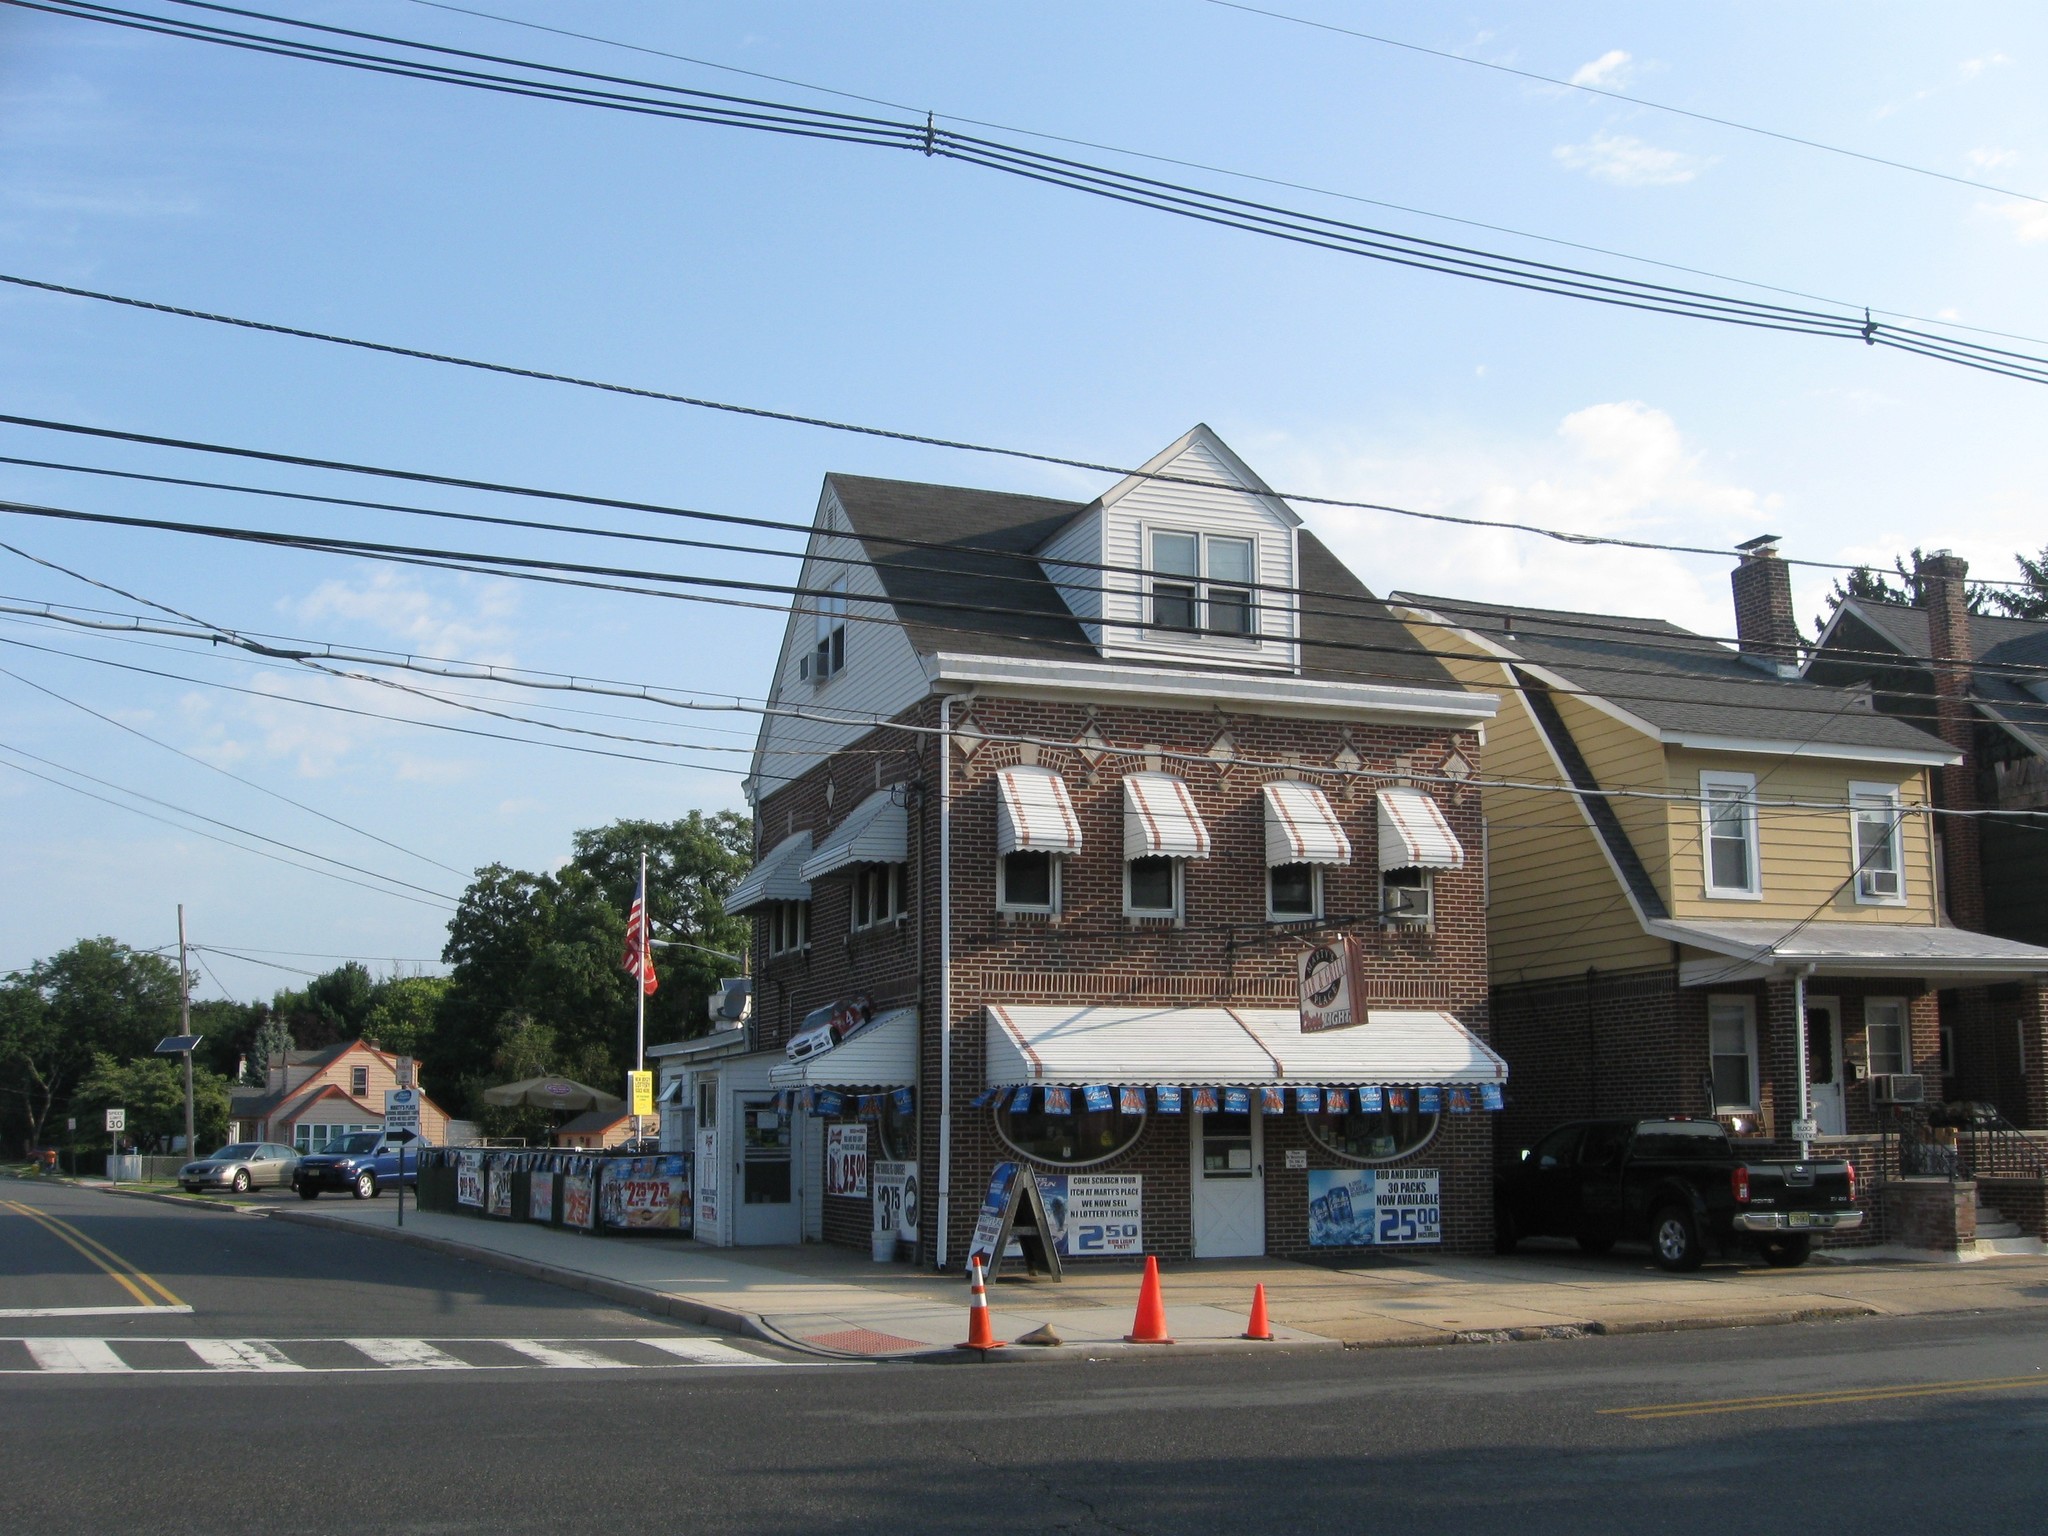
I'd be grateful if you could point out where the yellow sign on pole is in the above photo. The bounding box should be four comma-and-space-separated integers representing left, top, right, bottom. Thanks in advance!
628, 1070, 654, 1118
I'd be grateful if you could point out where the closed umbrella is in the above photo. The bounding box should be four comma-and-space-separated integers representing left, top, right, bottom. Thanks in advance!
481, 1075, 624, 1113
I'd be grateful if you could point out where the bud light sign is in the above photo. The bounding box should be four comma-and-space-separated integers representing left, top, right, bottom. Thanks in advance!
1307, 1169, 1440, 1247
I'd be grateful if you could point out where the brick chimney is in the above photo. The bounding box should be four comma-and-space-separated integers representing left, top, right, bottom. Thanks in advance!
1915, 549, 1983, 929
1731, 535, 1800, 672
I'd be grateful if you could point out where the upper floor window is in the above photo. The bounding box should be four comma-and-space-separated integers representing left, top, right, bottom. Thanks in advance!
809, 577, 847, 681
999, 851, 1060, 914
765, 900, 810, 956
850, 864, 903, 930
1851, 783, 1906, 904
1865, 997, 1909, 1076
1381, 867, 1432, 924
1125, 856, 1182, 919
350, 1065, 368, 1096
1149, 530, 1256, 637
1700, 771, 1761, 898
1268, 863, 1320, 921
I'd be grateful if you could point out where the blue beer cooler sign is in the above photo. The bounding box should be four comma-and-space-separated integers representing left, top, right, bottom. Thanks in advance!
1306, 1169, 1441, 1247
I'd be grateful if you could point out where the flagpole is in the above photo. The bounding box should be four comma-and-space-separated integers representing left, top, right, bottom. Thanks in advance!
635, 845, 647, 1146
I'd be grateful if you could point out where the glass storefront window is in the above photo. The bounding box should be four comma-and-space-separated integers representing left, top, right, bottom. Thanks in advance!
995, 1101, 1144, 1167
1304, 1105, 1439, 1164
874, 1093, 918, 1161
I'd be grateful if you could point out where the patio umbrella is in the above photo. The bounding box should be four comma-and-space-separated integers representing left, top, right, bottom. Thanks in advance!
481, 1075, 624, 1113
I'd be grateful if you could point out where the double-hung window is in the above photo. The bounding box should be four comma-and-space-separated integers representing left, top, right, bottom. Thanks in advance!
811, 577, 847, 681
1701, 771, 1761, 898
1851, 783, 1906, 903
1865, 998, 1908, 1077
766, 900, 810, 956
1148, 531, 1257, 637
1708, 996, 1759, 1111
850, 865, 903, 930
350, 1066, 369, 1096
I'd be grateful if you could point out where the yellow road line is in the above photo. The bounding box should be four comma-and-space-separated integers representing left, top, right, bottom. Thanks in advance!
1605, 1374, 2048, 1421
1, 1200, 186, 1309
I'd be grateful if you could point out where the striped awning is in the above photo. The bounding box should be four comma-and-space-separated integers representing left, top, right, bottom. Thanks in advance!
996, 767, 1083, 856
1263, 780, 1352, 867
1377, 787, 1464, 871
799, 788, 909, 881
1122, 773, 1211, 860
984, 1004, 1507, 1086
768, 1008, 917, 1088
723, 830, 812, 916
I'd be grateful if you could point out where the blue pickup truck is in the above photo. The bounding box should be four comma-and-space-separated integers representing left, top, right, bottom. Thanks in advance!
292, 1130, 427, 1200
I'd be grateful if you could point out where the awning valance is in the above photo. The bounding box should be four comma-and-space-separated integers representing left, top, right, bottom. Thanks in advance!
798, 788, 909, 881
1263, 780, 1352, 867
1123, 773, 1211, 860
1377, 787, 1463, 871
768, 1008, 917, 1087
997, 767, 1083, 855
724, 830, 813, 915
984, 1005, 1506, 1087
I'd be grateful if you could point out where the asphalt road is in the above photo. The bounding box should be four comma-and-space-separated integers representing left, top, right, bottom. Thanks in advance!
4, 1180, 2047, 1534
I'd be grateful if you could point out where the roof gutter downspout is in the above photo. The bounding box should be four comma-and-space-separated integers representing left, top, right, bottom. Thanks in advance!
1794, 963, 1815, 1162
936, 693, 954, 1272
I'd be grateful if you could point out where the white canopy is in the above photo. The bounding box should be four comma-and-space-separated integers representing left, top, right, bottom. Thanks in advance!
984, 1004, 1507, 1087
723, 830, 812, 916
1263, 780, 1352, 867
996, 766, 1084, 855
1122, 773, 1212, 860
1377, 787, 1464, 871
768, 1008, 917, 1087
799, 788, 909, 881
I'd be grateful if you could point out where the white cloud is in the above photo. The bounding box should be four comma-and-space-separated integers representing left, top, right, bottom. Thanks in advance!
292, 569, 519, 664
1958, 53, 2012, 79
1553, 130, 1708, 187
1982, 200, 2048, 244
1570, 50, 1633, 89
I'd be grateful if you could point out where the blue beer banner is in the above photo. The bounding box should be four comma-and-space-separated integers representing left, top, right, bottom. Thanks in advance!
1192, 1086, 1220, 1113
1260, 1086, 1286, 1114
1082, 1084, 1114, 1113
1010, 1085, 1035, 1114
1223, 1086, 1251, 1114
892, 1086, 914, 1116
971, 1087, 997, 1109
1295, 1086, 1322, 1114
1357, 1085, 1384, 1112
1325, 1086, 1350, 1114
1043, 1085, 1072, 1114
1118, 1086, 1147, 1115
1419, 1086, 1442, 1114
1154, 1085, 1183, 1113
1387, 1087, 1412, 1113
816, 1089, 844, 1117
1481, 1083, 1505, 1111
1448, 1085, 1473, 1113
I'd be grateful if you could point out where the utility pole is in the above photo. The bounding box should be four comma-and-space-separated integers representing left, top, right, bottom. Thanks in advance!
635, 846, 647, 1147
178, 904, 194, 1160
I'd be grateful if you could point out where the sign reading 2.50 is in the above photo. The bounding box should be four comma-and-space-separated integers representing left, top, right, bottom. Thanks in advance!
1069, 1220, 1141, 1254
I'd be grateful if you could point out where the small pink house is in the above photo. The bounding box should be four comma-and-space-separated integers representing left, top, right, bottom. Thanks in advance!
227, 1040, 452, 1151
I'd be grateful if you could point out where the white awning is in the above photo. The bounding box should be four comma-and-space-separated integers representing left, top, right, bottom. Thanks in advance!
984, 1005, 1506, 1086
1656, 917, 2048, 984
768, 1007, 917, 1087
997, 767, 1083, 855
1263, 780, 1352, 866
1377, 787, 1464, 870
1122, 773, 1211, 860
798, 788, 909, 881
723, 830, 812, 915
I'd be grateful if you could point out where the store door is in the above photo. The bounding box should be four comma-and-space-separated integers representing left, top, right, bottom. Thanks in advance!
733, 1093, 800, 1246
1806, 998, 1845, 1136
1191, 1109, 1264, 1258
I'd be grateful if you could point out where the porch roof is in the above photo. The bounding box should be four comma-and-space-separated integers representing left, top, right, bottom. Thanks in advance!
1662, 918, 2048, 985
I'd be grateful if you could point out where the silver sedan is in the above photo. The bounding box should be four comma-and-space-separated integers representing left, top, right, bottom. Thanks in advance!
179, 1142, 300, 1194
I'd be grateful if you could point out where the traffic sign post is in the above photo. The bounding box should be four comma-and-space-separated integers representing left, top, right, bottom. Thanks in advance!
104, 1107, 126, 1135
385, 1088, 423, 1227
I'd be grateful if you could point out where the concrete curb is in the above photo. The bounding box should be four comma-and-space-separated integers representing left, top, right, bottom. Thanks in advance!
1331, 1300, 1882, 1350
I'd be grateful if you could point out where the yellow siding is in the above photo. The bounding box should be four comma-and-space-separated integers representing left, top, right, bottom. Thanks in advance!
1547, 689, 1671, 900
1662, 748, 1939, 924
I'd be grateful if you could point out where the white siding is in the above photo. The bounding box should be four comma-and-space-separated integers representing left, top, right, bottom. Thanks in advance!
746, 484, 929, 804
1035, 504, 1103, 646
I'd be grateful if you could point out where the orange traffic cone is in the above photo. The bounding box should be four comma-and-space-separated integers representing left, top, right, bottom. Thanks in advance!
956, 1257, 1005, 1352
1124, 1254, 1174, 1344
1242, 1283, 1274, 1341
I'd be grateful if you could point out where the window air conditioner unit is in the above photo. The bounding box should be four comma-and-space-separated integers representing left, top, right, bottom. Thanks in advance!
1870, 1073, 1926, 1105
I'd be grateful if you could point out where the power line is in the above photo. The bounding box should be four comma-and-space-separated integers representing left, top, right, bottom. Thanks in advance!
1196, 0, 2048, 207
15, 4, 2048, 382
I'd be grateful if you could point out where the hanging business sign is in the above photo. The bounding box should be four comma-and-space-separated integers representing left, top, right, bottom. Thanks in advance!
824, 1123, 870, 1197
1039, 1173, 1143, 1258
456, 1150, 484, 1207
383, 1087, 422, 1138
1307, 1169, 1440, 1247
628, 1071, 654, 1119
1298, 935, 1364, 1033
529, 1170, 556, 1222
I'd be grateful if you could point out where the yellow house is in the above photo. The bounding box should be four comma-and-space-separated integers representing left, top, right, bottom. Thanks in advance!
1391, 539, 2048, 1173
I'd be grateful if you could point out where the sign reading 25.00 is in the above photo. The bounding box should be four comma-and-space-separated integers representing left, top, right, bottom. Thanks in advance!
1306, 1169, 1440, 1247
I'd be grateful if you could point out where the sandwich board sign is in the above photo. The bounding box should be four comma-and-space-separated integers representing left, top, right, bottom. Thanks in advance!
384, 1088, 423, 1137
963, 1160, 1061, 1282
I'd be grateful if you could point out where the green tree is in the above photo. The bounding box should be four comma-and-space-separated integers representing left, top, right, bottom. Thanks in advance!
244, 1017, 296, 1085
0, 939, 181, 1153
1814, 547, 1992, 636
74, 1052, 232, 1155
362, 974, 448, 1056
1986, 544, 2048, 620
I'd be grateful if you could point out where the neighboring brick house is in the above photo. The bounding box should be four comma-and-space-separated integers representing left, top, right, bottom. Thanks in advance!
553, 1108, 657, 1149
227, 1040, 452, 1151
1807, 558, 2048, 1126
1392, 539, 2048, 1245
688, 424, 1506, 1265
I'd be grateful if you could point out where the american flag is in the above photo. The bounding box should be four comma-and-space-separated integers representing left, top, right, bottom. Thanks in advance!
622, 888, 658, 996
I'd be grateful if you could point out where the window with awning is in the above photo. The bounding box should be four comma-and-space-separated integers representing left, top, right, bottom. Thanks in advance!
1122, 773, 1211, 859
1263, 781, 1352, 866
996, 767, 1083, 855
724, 830, 813, 916
1376, 787, 1463, 870
798, 788, 910, 882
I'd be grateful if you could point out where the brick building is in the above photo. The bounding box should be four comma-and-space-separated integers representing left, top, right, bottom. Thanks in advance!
681, 425, 1507, 1264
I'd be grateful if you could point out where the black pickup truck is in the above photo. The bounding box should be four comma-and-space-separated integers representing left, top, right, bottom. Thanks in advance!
1495, 1117, 1863, 1270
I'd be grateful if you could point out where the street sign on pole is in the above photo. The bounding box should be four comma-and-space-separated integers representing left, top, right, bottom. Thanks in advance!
383, 1088, 423, 1137
628, 1071, 654, 1119
104, 1108, 126, 1134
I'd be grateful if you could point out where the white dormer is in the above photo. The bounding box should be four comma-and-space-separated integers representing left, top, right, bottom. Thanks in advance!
1035, 424, 1301, 673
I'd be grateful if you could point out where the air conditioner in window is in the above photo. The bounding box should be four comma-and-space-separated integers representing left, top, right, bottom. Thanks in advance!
1870, 1073, 1926, 1105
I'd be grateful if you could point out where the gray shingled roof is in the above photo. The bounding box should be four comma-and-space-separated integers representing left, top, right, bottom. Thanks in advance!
825, 473, 1455, 689
1393, 592, 1954, 756
1834, 598, 2048, 757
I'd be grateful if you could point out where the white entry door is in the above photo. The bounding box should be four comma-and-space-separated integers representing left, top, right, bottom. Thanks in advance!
1191, 1108, 1265, 1258
1806, 998, 1845, 1136
732, 1094, 801, 1246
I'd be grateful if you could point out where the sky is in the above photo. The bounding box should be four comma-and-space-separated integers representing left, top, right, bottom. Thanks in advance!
2, 1, 2044, 1000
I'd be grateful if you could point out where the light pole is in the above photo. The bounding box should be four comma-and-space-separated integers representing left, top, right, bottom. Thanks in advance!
178, 904, 194, 1158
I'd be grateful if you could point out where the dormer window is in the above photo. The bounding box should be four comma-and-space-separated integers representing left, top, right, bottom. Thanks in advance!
1149, 531, 1256, 637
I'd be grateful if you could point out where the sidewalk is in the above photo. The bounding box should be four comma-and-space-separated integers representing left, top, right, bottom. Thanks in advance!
271, 1198, 2048, 1361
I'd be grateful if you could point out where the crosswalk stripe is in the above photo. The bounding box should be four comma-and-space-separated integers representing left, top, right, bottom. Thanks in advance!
638, 1336, 779, 1367
345, 1338, 466, 1370
186, 1339, 304, 1372
496, 1339, 625, 1369
23, 1339, 131, 1373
